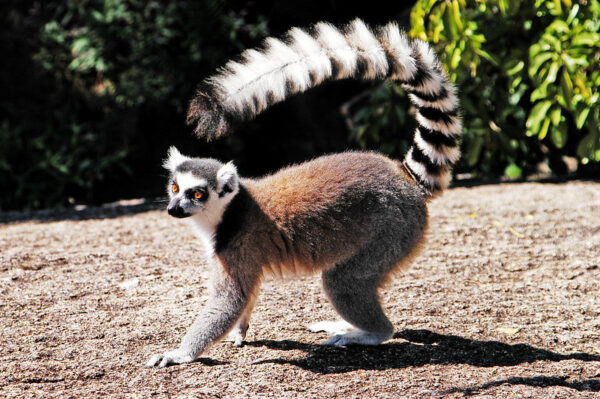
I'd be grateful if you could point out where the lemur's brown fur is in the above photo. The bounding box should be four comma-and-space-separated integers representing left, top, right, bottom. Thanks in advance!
242, 152, 427, 277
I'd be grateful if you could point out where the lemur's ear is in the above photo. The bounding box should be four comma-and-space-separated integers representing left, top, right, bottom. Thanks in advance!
163, 146, 189, 171
216, 162, 239, 197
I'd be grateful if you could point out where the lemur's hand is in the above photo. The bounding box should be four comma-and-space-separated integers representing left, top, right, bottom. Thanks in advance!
145, 349, 194, 368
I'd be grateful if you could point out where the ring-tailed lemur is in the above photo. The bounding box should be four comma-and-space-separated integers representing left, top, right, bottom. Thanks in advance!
146, 19, 461, 368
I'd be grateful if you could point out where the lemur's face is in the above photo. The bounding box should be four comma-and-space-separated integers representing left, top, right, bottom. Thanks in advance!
163, 147, 239, 219
167, 172, 212, 218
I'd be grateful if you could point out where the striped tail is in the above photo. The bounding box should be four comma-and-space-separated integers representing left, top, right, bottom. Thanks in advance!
187, 19, 462, 196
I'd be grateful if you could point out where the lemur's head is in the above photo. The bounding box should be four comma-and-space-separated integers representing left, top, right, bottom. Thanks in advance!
163, 147, 239, 219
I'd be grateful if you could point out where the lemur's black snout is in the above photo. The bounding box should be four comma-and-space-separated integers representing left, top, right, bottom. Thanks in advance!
167, 204, 190, 218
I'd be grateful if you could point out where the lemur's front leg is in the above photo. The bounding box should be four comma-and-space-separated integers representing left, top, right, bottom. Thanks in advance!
146, 261, 258, 368
223, 285, 259, 347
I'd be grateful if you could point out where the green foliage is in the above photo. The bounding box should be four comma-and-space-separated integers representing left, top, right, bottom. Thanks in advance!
34, 1, 268, 109
526, 2, 600, 162
352, 0, 600, 178
0, 0, 268, 210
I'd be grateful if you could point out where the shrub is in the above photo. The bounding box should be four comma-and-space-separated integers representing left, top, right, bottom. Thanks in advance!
0, 0, 268, 210
351, 0, 600, 178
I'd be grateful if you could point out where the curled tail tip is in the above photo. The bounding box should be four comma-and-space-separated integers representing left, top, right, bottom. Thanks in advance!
186, 90, 232, 140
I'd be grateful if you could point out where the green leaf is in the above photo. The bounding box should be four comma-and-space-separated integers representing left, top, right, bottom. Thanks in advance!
548, 19, 569, 34
576, 107, 591, 129
572, 32, 600, 47
509, 75, 523, 91
550, 123, 568, 148
497, 0, 507, 15
544, 62, 560, 84
451, 0, 464, 32
71, 37, 90, 54
562, 53, 587, 73
539, 117, 551, 139
529, 52, 555, 78
506, 60, 525, 76
443, 4, 459, 40
469, 34, 486, 43
504, 163, 522, 179
451, 47, 462, 69
530, 83, 549, 102
541, 33, 562, 52
549, 106, 561, 126
566, 4, 580, 25
529, 42, 544, 58
552, 0, 563, 15
526, 100, 553, 132
509, 82, 527, 104
476, 49, 500, 67
560, 69, 574, 109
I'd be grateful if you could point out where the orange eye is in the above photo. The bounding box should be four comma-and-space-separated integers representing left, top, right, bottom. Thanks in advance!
172, 184, 178, 193
194, 191, 203, 199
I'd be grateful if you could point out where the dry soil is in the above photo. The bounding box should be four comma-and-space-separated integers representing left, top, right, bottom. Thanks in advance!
1, 181, 599, 398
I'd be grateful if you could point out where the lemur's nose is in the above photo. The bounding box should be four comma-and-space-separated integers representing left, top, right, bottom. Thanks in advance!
167, 204, 186, 218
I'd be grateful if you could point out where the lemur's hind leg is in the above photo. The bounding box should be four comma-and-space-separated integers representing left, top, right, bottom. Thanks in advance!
223, 285, 260, 346
316, 248, 401, 346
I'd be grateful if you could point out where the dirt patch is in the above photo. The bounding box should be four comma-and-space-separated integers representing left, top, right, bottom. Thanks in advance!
1, 181, 599, 398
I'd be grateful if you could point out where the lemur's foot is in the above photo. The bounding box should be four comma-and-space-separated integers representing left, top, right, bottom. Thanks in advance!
322, 330, 392, 347
308, 320, 354, 336
223, 329, 246, 347
145, 349, 194, 368
222, 323, 248, 347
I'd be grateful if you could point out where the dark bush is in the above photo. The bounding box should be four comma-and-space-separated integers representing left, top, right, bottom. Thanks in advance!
0, 0, 268, 210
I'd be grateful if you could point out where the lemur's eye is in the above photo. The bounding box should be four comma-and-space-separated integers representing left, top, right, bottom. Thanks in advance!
194, 191, 203, 199
172, 184, 179, 193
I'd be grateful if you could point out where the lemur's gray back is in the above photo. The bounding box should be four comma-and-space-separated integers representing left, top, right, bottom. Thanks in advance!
186, 19, 462, 195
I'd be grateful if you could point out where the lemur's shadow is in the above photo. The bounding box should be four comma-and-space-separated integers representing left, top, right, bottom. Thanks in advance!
247, 329, 600, 392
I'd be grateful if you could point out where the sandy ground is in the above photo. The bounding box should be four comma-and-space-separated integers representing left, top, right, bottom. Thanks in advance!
1, 180, 599, 398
